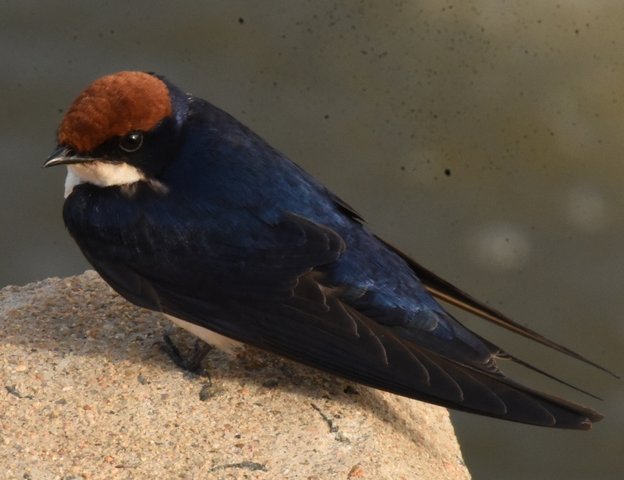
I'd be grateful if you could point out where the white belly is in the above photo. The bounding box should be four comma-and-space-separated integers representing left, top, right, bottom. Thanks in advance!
165, 314, 243, 355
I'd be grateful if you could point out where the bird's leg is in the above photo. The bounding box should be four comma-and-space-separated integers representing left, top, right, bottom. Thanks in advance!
159, 334, 212, 377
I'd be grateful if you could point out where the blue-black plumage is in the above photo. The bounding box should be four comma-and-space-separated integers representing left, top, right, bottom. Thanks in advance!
46, 71, 612, 429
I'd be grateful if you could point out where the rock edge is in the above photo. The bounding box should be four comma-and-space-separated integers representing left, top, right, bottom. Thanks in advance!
0, 272, 470, 479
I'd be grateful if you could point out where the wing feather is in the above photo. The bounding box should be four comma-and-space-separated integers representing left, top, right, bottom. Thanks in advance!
377, 236, 618, 378
78, 205, 603, 429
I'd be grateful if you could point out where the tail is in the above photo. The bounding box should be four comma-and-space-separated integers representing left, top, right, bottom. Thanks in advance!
397, 347, 603, 429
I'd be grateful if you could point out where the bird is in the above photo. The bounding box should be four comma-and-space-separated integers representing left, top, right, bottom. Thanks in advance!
45, 71, 612, 430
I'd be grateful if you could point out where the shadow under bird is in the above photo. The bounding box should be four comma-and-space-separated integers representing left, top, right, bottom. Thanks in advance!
45, 71, 614, 429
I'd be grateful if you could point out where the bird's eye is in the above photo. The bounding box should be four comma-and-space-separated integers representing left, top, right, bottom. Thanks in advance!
119, 132, 144, 153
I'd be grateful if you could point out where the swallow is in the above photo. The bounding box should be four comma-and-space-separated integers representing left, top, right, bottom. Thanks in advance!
45, 71, 614, 429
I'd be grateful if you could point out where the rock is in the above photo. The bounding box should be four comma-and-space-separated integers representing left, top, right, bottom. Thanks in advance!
0, 272, 470, 479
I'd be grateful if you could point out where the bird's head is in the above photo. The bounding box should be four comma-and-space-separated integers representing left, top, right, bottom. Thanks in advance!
45, 71, 181, 197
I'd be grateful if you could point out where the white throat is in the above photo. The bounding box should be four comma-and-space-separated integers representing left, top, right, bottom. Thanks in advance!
64, 162, 146, 198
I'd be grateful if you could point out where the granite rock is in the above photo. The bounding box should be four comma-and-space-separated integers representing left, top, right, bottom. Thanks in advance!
0, 272, 470, 479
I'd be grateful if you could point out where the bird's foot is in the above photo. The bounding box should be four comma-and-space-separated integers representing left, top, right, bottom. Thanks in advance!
159, 334, 212, 377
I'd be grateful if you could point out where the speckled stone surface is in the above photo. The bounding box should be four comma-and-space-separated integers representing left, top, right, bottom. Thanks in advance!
0, 271, 470, 480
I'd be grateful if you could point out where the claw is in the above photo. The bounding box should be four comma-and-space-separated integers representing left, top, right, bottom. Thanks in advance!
159, 334, 213, 377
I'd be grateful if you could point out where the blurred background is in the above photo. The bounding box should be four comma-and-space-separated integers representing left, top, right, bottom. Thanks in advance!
1, 1, 623, 478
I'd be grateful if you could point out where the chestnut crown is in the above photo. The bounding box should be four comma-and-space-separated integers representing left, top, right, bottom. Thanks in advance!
57, 71, 172, 153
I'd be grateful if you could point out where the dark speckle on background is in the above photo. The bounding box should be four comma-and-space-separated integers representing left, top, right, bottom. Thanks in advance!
1, 2, 623, 479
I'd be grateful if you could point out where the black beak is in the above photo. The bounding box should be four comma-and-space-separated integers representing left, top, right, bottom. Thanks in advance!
44, 146, 95, 168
